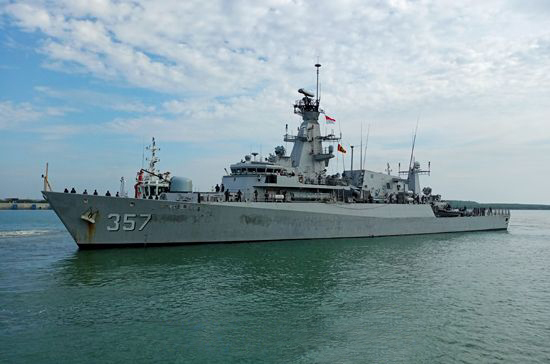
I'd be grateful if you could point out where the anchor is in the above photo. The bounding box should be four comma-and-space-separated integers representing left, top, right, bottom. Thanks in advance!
80, 208, 98, 224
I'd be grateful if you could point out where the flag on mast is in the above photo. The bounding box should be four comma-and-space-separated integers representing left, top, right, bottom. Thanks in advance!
325, 115, 336, 124
337, 144, 347, 153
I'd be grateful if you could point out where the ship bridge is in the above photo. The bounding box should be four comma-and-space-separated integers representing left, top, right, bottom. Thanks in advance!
230, 161, 285, 175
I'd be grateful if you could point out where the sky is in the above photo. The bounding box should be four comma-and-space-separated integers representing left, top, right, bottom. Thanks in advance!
0, 0, 549, 204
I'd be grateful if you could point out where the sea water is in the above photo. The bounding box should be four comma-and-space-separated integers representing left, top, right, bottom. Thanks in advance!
1, 210, 549, 363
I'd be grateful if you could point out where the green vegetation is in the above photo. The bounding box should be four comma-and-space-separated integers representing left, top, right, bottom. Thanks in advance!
448, 201, 550, 210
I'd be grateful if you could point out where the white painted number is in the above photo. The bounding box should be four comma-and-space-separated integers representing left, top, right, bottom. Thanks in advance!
123, 214, 136, 231
107, 213, 120, 231
138, 214, 152, 231
106, 213, 152, 232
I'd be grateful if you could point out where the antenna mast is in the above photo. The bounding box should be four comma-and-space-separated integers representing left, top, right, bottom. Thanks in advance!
408, 117, 420, 172
360, 123, 363, 171
42, 162, 52, 192
362, 124, 370, 170
315, 63, 321, 104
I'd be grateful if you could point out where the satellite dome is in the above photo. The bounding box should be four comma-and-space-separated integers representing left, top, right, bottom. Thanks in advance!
170, 176, 193, 192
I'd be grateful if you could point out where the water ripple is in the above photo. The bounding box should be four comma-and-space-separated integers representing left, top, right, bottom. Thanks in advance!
1, 210, 550, 363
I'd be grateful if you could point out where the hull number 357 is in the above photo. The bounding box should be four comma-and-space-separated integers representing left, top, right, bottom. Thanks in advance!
107, 213, 152, 231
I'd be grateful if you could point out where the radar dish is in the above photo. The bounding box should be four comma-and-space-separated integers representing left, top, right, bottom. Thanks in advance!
298, 88, 314, 98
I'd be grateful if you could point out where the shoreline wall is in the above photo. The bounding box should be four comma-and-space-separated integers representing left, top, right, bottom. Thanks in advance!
0, 202, 51, 210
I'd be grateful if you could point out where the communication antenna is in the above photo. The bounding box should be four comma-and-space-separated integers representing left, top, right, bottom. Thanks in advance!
285, 123, 288, 152
141, 139, 145, 170
408, 116, 420, 173
119, 177, 127, 197
362, 123, 371, 170
360, 123, 363, 171
42, 162, 52, 192
315, 63, 321, 103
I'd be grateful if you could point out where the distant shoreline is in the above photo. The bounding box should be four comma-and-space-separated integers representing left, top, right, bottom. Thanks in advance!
448, 201, 550, 210
0, 201, 50, 210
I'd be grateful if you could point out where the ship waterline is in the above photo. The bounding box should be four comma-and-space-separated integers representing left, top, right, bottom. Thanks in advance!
44, 192, 509, 248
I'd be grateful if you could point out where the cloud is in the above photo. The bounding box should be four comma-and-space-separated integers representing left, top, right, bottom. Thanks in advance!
3, 0, 550, 110
34, 86, 156, 113
0, 100, 76, 130
1, 0, 550, 202
108, 89, 291, 144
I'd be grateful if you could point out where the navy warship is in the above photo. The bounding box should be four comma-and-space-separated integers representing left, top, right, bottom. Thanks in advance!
43, 65, 510, 248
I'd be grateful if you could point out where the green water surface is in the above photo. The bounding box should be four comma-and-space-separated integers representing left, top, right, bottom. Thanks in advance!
1, 210, 549, 363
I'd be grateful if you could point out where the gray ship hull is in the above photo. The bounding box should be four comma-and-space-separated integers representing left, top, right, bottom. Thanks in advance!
44, 192, 509, 248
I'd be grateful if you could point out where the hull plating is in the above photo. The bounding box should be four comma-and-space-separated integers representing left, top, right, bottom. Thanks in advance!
44, 192, 510, 248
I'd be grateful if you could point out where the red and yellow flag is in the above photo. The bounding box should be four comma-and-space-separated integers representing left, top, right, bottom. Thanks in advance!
337, 144, 347, 153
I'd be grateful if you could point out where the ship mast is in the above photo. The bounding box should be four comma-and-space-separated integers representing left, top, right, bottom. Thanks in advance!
315, 63, 321, 105
146, 137, 160, 173
284, 64, 340, 180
